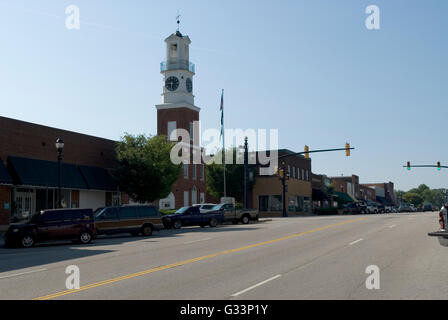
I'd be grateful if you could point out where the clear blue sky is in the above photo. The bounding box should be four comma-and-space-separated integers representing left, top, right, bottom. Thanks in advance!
0, 0, 446, 191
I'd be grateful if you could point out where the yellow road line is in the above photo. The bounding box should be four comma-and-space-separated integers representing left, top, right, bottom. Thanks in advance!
33, 216, 367, 300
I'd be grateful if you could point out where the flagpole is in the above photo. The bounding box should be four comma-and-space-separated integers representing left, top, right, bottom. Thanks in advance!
221, 89, 226, 198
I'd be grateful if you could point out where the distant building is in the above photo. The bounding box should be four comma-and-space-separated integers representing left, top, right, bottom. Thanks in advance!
330, 175, 361, 201
361, 182, 396, 205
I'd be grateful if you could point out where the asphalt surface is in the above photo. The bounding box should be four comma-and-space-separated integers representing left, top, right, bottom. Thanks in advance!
0, 212, 445, 300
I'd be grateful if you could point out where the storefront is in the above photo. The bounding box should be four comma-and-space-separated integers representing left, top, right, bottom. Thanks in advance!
6, 156, 121, 221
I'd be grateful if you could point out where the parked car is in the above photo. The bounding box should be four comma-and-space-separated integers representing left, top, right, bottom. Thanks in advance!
4, 208, 96, 248
95, 205, 163, 237
398, 204, 411, 212
343, 202, 367, 215
376, 203, 386, 214
410, 204, 417, 212
384, 205, 392, 213
211, 201, 259, 224
391, 206, 398, 213
162, 206, 225, 229
193, 203, 218, 213
423, 204, 434, 212
365, 201, 378, 214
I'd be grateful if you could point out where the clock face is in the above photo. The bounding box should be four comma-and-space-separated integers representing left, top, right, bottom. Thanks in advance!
165, 76, 179, 91
186, 78, 193, 93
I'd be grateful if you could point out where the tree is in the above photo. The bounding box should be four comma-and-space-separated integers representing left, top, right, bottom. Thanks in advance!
206, 148, 254, 202
114, 134, 182, 203
403, 192, 423, 207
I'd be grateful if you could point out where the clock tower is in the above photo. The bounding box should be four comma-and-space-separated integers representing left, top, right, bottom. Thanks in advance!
156, 28, 206, 209
156, 30, 199, 140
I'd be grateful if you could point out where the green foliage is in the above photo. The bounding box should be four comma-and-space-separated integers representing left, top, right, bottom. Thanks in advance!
114, 134, 182, 203
403, 192, 423, 207
206, 148, 254, 202
159, 209, 178, 216
401, 185, 448, 208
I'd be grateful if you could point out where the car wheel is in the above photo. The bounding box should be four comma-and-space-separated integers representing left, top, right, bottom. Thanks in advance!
173, 220, 182, 229
209, 218, 218, 228
141, 225, 153, 237
21, 235, 34, 248
241, 215, 250, 225
79, 231, 92, 244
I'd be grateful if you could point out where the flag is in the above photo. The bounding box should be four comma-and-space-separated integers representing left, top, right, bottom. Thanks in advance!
220, 89, 224, 139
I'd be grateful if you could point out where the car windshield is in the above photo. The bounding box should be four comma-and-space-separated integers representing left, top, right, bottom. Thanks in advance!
95, 208, 106, 219
212, 204, 224, 210
175, 207, 190, 214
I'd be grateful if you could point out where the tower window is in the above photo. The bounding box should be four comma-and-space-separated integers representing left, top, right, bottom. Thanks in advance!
168, 121, 177, 141
170, 44, 178, 58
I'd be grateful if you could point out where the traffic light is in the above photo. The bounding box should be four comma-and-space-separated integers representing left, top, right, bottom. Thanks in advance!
279, 168, 285, 179
304, 145, 310, 159
345, 143, 350, 157
437, 162, 441, 171
407, 162, 411, 171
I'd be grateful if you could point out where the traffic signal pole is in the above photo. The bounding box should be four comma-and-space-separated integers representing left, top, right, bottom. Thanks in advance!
276, 145, 355, 217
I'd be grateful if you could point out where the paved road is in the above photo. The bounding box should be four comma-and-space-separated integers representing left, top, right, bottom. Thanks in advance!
0, 212, 445, 300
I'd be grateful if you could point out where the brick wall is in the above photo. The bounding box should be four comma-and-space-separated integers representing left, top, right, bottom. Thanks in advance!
0, 116, 117, 169
0, 185, 12, 228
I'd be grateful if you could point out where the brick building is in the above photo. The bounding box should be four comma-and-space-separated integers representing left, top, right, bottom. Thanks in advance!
0, 116, 126, 230
250, 149, 312, 216
330, 175, 361, 200
362, 182, 396, 205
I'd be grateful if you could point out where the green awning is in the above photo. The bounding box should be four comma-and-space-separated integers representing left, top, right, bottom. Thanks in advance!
78, 165, 118, 191
8, 156, 88, 189
0, 158, 12, 185
334, 191, 354, 203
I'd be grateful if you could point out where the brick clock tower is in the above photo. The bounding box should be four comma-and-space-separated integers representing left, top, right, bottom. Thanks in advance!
156, 29, 206, 209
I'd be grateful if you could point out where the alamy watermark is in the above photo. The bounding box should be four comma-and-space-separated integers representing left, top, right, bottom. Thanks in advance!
365, 5, 380, 30
65, 265, 80, 290
365, 265, 380, 290
65, 5, 80, 30
169, 122, 279, 176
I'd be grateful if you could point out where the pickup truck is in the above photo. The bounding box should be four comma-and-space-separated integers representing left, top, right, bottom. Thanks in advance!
212, 203, 259, 224
162, 206, 225, 229
428, 207, 448, 246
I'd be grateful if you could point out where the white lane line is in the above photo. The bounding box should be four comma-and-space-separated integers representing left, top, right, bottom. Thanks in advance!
349, 238, 364, 246
0, 268, 47, 280
389, 224, 396, 228
231, 275, 282, 297
184, 238, 212, 244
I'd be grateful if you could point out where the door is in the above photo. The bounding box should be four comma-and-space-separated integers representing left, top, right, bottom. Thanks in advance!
14, 190, 35, 219
38, 211, 66, 241
95, 208, 119, 234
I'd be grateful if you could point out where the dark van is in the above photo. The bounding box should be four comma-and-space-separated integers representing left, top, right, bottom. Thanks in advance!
94, 205, 164, 237
4, 208, 96, 248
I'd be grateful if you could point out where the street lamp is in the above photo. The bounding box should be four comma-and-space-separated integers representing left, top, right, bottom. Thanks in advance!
55, 138, 64, 208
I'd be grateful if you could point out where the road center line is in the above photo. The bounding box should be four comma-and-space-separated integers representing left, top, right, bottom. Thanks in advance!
33, 216, 366, 300
349, 238, 363, 246
0, 268, 47, 280
231, 275, 282, 297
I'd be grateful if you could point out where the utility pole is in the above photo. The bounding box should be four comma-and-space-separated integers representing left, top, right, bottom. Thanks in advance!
244, 137, 249, 209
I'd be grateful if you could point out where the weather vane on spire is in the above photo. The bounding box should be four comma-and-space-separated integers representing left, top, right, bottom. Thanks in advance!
176, 11, 181, 32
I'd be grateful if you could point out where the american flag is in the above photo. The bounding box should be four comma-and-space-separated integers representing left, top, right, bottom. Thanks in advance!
220, 89, 224, 138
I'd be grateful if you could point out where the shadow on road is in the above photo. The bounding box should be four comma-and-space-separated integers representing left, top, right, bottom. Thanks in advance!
0, 224, 260, 274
